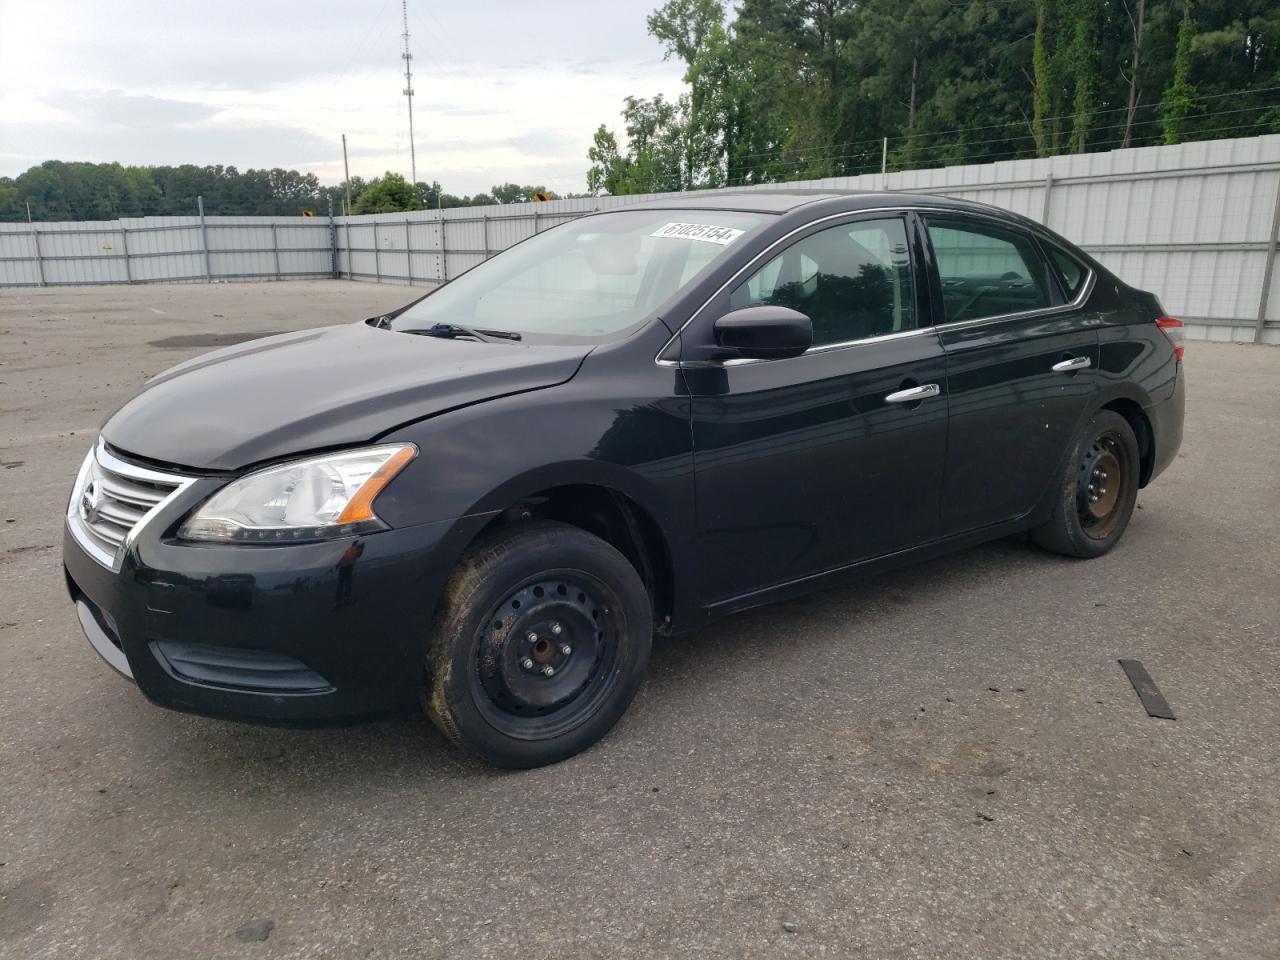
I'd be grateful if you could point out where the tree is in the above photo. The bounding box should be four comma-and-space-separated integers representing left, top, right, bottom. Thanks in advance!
1161, 1, 1197, 144
1120, 0, 1148, 148
1032, 0, 1055, 156
1069, 0, 1101, 153
490, 183, 557, 203
587, 126, 632, 195
351, 172, 421, 214
587, 0, 1278, 187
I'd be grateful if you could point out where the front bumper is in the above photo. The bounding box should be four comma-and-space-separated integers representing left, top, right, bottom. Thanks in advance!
63, 464, 491, 724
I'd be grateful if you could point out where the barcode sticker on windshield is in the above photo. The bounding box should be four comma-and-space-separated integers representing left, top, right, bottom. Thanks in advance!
650, 222, 745, 245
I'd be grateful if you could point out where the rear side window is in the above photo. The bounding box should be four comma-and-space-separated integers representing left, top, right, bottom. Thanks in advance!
926, 219, 1054, 323
1045, 244, 1088, 300
728, 216, 916, 347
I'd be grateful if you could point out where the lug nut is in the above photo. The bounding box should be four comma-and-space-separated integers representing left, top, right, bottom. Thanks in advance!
1089, 495, 1099, 503
521, 658, 534, 670
550, 622, 562, 635
1088, 483, 1095, 491
1099, 487, 1107, 494
560, 644, 572, 656
1099, 471, 1108, 480
541, 665, 556, 677
526, 632, 538, 643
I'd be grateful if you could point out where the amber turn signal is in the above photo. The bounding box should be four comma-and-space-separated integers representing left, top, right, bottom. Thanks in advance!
335, 445, 417, 524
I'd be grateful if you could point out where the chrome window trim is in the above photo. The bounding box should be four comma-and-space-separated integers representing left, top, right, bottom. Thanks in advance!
656, 203, 1095, 367
930, 266, 1096, 333
66, 438, 197, 573
923, 212, 1095, 330
655, 325, 935, 368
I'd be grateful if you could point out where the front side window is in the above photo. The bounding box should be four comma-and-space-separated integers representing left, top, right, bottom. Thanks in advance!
392, 209, 767, 342
728, 217, 916, 346
926, 219, 1054, 323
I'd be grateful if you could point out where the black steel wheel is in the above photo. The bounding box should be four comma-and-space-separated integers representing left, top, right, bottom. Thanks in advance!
424, 520, 651, 768
472, 575, 622, 740
1075, 428, 1133, 541
1031, 409, 1141, 558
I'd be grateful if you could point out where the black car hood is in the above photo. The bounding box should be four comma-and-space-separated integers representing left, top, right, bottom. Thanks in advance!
103, 323, 589, 470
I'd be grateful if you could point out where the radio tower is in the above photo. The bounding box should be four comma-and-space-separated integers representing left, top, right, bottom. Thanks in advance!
401, 0, 417, 186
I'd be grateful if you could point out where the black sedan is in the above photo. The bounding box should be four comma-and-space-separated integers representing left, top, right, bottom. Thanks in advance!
63, 191, 1186, 767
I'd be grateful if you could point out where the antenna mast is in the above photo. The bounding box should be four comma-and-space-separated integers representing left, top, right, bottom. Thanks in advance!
401, 0, 417, 186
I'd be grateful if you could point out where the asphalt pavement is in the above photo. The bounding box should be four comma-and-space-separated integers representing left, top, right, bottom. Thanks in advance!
1, 281, 1277, 959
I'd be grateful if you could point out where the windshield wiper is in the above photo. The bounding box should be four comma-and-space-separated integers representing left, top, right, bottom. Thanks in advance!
401, 323, 522, 342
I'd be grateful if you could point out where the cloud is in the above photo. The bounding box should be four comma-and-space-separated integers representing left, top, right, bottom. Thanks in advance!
0, 0, 686, 194
42, 91, 219, 128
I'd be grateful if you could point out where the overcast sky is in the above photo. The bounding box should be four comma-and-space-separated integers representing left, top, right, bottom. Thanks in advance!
0, 0, 686, 194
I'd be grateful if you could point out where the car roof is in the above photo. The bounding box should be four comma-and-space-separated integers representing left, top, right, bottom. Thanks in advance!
631, 189, 859, 213
628, 188, 1052, 239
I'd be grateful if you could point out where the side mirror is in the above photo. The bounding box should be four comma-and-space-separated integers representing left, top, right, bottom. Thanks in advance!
713, 305, 812, 360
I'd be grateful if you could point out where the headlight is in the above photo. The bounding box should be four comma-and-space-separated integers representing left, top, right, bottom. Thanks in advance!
179, 444, 417, 544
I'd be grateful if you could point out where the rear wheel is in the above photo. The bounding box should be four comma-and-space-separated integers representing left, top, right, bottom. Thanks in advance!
424, 520, 652, 768
1031, 410, 1141, 558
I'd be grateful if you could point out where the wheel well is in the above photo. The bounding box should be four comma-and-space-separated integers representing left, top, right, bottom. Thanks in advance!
1101, 398, 1155, 486
483, 485, 675, 634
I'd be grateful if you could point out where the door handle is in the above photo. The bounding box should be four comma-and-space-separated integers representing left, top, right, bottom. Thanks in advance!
1051, 356, 1092, 373
884, 383, 941, 404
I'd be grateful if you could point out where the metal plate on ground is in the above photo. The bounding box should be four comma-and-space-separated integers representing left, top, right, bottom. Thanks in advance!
1119, 659, 1176, 720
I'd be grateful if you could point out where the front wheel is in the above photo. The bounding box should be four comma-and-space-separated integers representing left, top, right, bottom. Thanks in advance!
1031, 410, 1141, 558
424, 520, 652, 768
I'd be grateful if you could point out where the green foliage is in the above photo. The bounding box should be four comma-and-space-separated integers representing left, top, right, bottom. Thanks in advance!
350, 172, 421, 214
588, 0, 1280, 194
1161, 2, 1197, 144
1032, 0, 1054, 157
1068, 0, 1101, 153
0, 160, 330, 221
490, 183, 557, 203
0, 162, 568, 221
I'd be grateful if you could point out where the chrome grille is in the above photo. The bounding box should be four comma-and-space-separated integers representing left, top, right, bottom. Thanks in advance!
67, 440, 192, 571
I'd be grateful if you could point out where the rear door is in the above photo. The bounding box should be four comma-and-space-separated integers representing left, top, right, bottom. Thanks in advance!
923, 215, 1100, 534
684, 213, 948, 603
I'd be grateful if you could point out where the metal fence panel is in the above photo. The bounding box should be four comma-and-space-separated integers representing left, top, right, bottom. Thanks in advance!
2, 134, 1277, 341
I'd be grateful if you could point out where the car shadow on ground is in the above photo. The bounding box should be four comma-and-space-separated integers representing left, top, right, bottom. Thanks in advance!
136, 535, 1065, 788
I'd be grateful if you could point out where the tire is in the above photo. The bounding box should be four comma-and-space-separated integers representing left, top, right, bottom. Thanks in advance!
423, 520, 652, 768
1031, 409, 1141, 559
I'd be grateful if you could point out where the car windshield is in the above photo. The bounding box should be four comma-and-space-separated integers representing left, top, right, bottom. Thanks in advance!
390, 209, 768, 342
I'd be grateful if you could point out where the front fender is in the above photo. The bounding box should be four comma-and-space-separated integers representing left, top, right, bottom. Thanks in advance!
371, 377, 697, 618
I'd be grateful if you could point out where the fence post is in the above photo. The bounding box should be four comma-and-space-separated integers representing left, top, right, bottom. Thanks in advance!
270, 223, 281, 280
373, 222, 382, 283
30, 225, 46, 287
197, 195, 212, 282
345, 220, 353, 280
482, 213, 490, 259
120, 227, 133, 283
1040, 174, 1054, 226
328, 197, 337, 279
1255, 170, 1280, 344
405, 218, 413, 285
440, 215, 448, 283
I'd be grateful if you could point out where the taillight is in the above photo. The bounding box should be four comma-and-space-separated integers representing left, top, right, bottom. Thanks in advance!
1155, 317, 1184, 362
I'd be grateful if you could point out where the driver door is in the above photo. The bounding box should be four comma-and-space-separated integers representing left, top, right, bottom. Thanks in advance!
684, 214, 949, 604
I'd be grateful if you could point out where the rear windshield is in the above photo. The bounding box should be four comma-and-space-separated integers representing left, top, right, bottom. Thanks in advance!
391, 209, 768, 341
